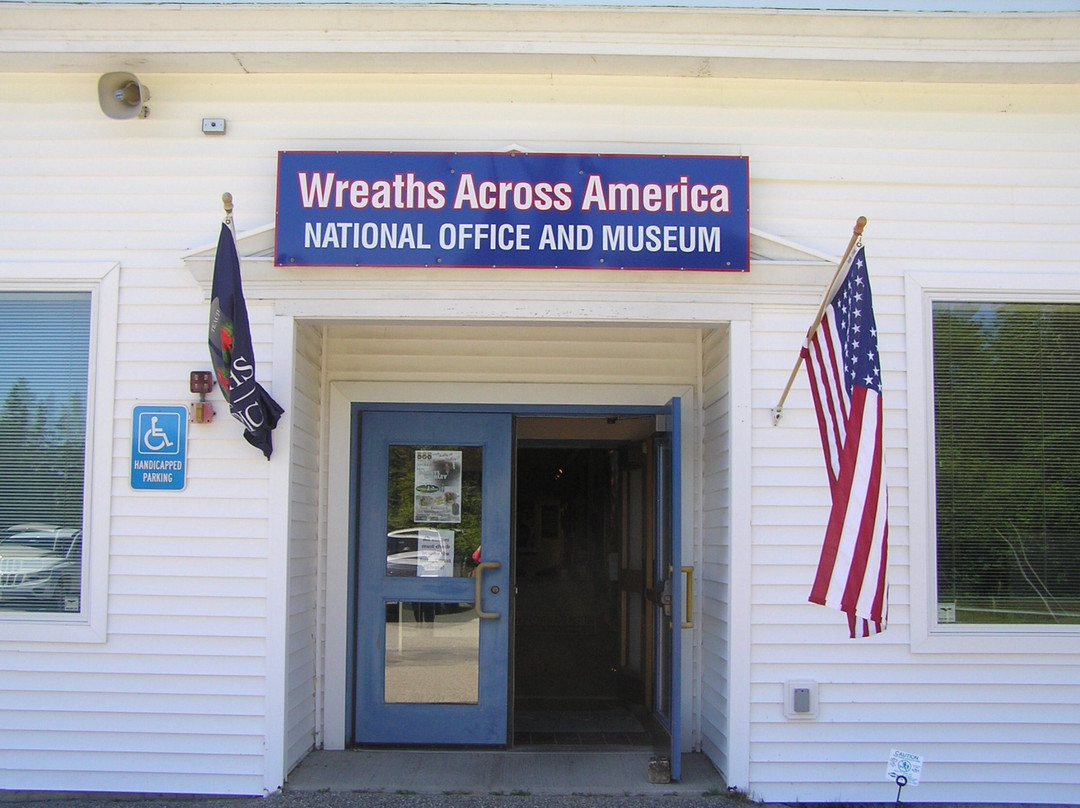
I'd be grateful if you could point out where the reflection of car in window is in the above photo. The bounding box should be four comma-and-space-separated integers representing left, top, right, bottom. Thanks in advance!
386, 551, 426, 577
0, 523, 82, 611
386, 527, 453, 577
384, 529, 473, 620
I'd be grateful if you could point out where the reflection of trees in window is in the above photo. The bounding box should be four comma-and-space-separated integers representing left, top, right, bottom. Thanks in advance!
386, 446, 482, 568
0, 377, 86, 531
934, 302, 1080, 624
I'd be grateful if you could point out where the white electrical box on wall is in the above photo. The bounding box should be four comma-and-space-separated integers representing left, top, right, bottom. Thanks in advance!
783, 680, 819, 720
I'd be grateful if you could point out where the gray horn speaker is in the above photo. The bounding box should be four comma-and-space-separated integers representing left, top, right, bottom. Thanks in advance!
98, 72, 151, 119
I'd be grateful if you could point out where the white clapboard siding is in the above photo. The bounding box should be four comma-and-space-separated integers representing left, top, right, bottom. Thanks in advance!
285, 323, 324, 771
0, 78, 281, 794
743, 79, 1079, 801
700, 325, 733, 778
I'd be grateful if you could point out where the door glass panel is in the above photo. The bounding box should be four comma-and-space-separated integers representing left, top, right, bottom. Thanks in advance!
385, 445, 483, 578
384, 601, 480, 704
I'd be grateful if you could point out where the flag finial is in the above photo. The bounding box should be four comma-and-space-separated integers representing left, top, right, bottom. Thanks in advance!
222, 192, 235, 231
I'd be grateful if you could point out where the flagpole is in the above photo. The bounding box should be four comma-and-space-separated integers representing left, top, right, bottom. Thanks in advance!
771, 216, 867, 425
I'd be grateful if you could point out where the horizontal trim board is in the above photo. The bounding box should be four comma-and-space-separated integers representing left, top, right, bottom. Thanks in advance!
352, 402, 669, 416
4, 5, 1080, 82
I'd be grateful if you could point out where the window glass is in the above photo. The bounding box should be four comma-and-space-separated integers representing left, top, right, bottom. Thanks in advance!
383, 601, 480, 704
0, 292, 90, 613
933, 302, 1080, 625
385, 445, 483, 578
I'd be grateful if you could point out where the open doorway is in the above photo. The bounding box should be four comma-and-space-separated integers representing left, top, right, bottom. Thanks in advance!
513, 416, 665, 748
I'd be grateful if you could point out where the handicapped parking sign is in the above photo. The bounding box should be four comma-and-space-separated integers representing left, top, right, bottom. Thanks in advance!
131, 405, 187, 491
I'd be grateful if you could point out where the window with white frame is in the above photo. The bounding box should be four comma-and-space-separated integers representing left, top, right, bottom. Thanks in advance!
932, 301, 1080, 626
0, 292, 91, 614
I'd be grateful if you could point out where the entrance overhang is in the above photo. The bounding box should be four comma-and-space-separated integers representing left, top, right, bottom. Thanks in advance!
183, 222, 839, 319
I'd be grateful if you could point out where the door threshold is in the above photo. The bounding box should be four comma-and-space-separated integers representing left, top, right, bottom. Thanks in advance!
286, 748, 722, 795
513, 735, 654, 748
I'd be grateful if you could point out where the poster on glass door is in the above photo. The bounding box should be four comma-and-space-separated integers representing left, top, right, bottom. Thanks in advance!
418, 529, 455, 578
414, 450, 462, 524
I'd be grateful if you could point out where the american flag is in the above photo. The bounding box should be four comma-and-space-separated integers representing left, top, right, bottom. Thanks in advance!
801, 245, 889, 638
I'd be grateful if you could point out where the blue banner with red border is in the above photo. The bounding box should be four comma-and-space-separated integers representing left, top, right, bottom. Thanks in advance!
275, 152, 749, 271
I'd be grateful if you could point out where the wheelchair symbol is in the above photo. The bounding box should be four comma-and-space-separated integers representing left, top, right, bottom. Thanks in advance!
143, 416, 174, 451
137, 411, 181, 455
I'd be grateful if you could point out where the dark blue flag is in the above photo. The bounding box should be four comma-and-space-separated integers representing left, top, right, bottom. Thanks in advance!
208, 222, 284, 459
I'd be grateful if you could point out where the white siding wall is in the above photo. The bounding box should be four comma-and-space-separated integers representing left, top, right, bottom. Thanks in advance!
285, 323, 323, 771
742, 78, 1080, 804
1, 60, 1078, 801
0, 78, 280, 795
699, 326, 732, 778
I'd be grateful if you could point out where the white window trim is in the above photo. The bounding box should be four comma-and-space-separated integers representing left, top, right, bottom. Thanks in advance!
906, 270, 1080, 654
0, 262, 118, 643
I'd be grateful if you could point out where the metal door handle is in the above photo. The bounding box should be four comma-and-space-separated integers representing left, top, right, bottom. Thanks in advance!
474, 561, 502, 619
681, 566, 694, 629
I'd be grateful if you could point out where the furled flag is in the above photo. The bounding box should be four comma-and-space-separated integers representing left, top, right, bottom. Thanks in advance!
208, 222, 284, 459
801, 244, 889, 638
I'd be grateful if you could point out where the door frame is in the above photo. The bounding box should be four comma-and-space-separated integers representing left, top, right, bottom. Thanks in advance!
325, 382, 695, 754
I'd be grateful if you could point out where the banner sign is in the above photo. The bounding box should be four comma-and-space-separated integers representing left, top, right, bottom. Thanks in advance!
275, 151, 749, 271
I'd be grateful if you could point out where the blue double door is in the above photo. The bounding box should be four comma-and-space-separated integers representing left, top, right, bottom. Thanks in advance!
352, 405, 681, 767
